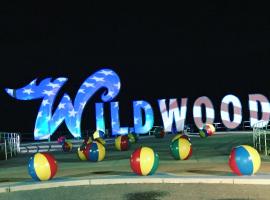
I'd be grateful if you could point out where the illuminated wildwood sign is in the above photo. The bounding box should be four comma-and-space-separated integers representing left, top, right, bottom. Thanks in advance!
5, 68, 270, 140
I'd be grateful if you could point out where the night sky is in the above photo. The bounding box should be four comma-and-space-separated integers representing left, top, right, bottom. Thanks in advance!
1, 2, 270, 135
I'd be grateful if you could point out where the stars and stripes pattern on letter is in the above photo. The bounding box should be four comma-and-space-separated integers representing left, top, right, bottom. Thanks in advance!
5, 68, 121, 140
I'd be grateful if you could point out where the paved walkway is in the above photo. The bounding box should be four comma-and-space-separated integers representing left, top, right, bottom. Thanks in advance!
2, 172, 270, 193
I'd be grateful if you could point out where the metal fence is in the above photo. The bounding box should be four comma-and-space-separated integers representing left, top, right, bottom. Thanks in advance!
0, 132, 20, 160
252, 120, 270, 156
0, 121, 256, 156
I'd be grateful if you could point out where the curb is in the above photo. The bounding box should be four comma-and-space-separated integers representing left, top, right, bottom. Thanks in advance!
1, 175, 270, 194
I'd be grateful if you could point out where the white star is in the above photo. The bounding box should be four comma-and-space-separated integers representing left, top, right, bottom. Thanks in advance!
56, 118, 63, 126
91, 76, 105, 82
58, 103, 66, 109
136, 101, 143, 106
114, 102, 118, 108
6, 89, 13, 96
99, 70, 113, 76
58, 78, 67, 82
80, 101, 86, 108
83, 82, 94, 87
114, 82, 121, 90
78, 89, 85, 93
46, 116, 51, 121
134, 117, 139, 124
42, 99, 49, 106
37, 111, 42, 118
111, 121, 116, 125
107, 91, 114, 97
43, 90, 55, 96
69, 109, 77, 117
47, 82, 60, 88
30, 79, 36, 85
34, 128, 39, 134
144, 104, 151, 110
23, 88, 34, 95
64, 95, 70, 100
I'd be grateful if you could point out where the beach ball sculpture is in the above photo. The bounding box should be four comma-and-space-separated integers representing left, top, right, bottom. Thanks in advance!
229, 145, 261, 176
170, 138, 192, 160
130, 147, 159, 176
199, 123, 216, 138
84, 141, 106, 162
62, 141, 73, 152
128, 132, 139, 143
77, 146, 87, 161
171, 133, 191, 143
153, 127, 165, 138
93, 130, 105, 139
28, 152, 58, 181
115, 135, 130, 151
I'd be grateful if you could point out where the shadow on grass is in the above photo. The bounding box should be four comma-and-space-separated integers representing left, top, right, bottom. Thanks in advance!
213, 199, 256, 200
124, 191, 168, 200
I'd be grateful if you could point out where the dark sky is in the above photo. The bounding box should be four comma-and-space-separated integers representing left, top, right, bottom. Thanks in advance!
1, 2, 270, 134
